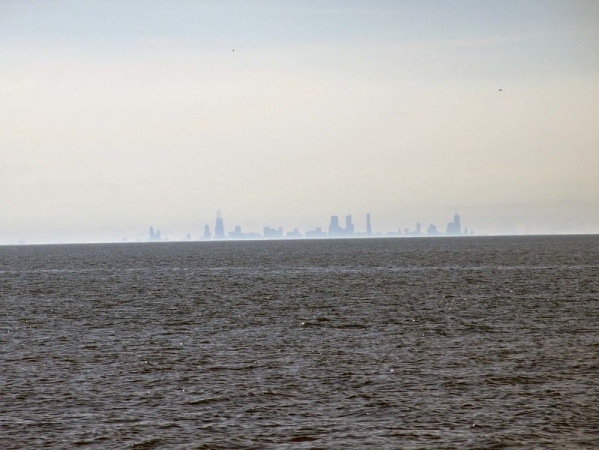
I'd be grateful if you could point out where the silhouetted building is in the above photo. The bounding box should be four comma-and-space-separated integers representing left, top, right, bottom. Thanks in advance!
305, 227, 326, 238
366, 213, 372, 235
263, 226, 283, 239
326, 214, 355, 237
203, 224, 211, 240
446, 213, 462, 236
345, 215, 354, 236
229, 225, 245, 239
149, 226, 161, 241
427, 224, 439, 235
416, 223, 421, 235
286, 228, 302, 239
328, 215, 345, 237
454, 214, 461, 233
215, 210, 225, 239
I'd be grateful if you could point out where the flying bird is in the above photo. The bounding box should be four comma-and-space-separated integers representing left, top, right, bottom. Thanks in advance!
499, 89, 503, 92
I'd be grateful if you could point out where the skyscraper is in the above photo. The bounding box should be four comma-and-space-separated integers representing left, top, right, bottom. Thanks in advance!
446, 213, 462, 235
453, 214, 461, 235
203, 224, 211, 240
345, 215, 354, 236
149, 226, 161, 241
214, 210, 225, 239
328, 216, 343, 237
366, 213, 372, 235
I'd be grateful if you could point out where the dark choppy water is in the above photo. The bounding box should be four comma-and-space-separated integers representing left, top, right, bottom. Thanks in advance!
1, 236, 598, 449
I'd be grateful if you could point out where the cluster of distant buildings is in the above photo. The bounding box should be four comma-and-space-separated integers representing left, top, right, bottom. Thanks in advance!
148, 211, 473, 242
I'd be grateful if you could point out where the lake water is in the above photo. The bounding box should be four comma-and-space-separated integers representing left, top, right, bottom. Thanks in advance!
1, 236, 598, 448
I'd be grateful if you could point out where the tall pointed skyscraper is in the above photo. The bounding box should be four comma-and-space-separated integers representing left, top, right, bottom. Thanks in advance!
446, 213, 462, 235
214, 210, 225, 239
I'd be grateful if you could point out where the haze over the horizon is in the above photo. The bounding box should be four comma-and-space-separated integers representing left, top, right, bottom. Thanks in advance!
1, 1, 598, 243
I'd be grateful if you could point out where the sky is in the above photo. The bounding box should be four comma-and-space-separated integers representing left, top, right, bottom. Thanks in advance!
1, 0, 598, 243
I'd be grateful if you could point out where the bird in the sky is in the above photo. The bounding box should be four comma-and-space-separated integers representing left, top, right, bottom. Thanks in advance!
499, 89, 503, 92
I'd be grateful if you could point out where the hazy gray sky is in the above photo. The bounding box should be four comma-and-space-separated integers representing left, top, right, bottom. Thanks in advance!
1, 1, 598, 242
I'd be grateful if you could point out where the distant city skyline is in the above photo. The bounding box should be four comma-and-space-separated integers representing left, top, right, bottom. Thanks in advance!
144, 210, 472, 243
5, 203, 599, 244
